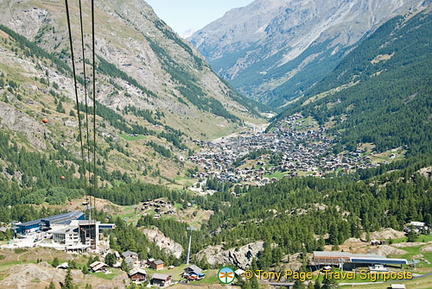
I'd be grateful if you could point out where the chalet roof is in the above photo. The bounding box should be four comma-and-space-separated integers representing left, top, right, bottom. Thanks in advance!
152, 273, 171, 281
129, 268, 147, 277
154, 259, 164, 265
122, 250, 138, 258
185, 265, 202, 274
89, 261, 108, 271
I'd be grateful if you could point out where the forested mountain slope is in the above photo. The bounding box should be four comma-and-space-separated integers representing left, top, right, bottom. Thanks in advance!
0, 0, 260, 137
189, 0, 431, 107
275, 10, 432, 157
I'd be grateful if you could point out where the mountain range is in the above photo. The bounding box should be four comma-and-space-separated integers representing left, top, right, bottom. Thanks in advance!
189, 0, 432, 107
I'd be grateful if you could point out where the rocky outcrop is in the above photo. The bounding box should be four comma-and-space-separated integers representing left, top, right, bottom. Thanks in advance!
0, 103, 48, 150
196, 241, 265, 269
368, 228, 406, 240
142, 227, 184, 259
368, 245, 407, 256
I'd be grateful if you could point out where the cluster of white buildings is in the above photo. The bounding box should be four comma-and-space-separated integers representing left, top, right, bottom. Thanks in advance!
5, 211, 115, 252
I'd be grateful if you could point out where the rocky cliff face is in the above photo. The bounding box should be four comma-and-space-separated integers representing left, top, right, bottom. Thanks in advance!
189, 0, 431, 107
142, 227, 184, 258
196, 241, 265, 269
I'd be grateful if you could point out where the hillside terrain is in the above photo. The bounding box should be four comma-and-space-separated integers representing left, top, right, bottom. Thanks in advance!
275, 9, 432, 158
0, 0, 263, 187
189, 0, 431, 107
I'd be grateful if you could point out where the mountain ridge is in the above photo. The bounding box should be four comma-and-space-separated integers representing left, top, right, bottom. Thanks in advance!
189, 0, 432, 107
273, 9, 432, 157
0, 0, 260, 139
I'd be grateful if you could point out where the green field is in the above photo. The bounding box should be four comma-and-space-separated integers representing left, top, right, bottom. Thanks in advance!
91, 269, 121, 280
120, 133, 146, 141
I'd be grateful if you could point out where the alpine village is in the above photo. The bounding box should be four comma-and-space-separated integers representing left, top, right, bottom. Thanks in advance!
0, 0, 431, 289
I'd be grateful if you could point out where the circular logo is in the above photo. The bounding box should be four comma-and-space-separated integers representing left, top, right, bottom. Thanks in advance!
218, 266, 235, 284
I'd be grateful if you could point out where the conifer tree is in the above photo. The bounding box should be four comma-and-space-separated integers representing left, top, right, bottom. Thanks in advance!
61, 267, 76, 289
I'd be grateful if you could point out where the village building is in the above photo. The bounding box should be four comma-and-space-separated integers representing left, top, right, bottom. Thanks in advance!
56, 262, 69, 269
89, 261, 108, 273
122, 250, 139, 260
150, 259, 164, 270
129, 268, 147, 283
405, 221, 429, 233
124, 256, 136, 269
184, 265, 203, 275
183, 264, 205, 280
151, 273, 171, 287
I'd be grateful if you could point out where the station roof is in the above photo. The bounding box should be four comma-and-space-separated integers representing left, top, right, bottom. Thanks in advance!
43, 211, 84, 224
19, 212, 84, 228
18, 219, 42, 228
350, 257, 408, 265
313, 251, 409, 265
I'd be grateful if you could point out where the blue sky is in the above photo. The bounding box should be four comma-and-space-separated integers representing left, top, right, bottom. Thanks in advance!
145, 0, 254, 36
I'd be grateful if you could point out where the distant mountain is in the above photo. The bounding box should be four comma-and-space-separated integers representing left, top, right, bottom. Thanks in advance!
180, 28, 197, 39
0, 0, 261, 186
274, 9, 432, 157
189, 0, 431, 107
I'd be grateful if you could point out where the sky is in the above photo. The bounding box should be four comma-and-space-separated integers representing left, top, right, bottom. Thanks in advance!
145, 0, 255, 37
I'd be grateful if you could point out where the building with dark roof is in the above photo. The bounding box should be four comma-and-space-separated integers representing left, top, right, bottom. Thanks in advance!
150, 259, 164, 270
184, 265, 203, 275
122, 250, 138, 260
16, 212, 85, 234
312, 251, 410, 270
151, 273, 171, 287
129, 268, 147, 283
